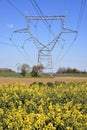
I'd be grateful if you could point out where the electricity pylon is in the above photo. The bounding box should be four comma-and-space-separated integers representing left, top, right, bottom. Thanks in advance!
12, 15, 77, 72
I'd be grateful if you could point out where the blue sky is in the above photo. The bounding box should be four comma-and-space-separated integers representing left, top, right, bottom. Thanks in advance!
0, 0, 87, 72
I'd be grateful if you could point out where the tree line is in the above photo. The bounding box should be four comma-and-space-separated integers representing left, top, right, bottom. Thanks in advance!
19, 65, 87, 77
19, 64, 44, 77
56, 67, 86, 74
0, 65, 86, 77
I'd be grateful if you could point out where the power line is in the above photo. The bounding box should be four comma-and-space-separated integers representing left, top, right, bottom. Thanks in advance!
0, 34, 30, 61
29, 0, 56, 36
5, 0, 34, 65
29, 0, 41, 16
77, 0, 87, 30
0, 42, 21, 47
9, 38, 29, 59
29, 0, 48, 25
53, 34, 77, 70
22, 47, 34, 65
21, 37, 36, 65
53, 41, 65, 67
0, 41, 29, 60
0, 41, 34, 66
53, 0, 87, 71
6, 0, 25, 17
10, 34, 34, 65
31, 0, 50, 26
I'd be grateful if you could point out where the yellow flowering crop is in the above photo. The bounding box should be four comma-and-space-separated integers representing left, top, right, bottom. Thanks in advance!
0, 81, 87, 129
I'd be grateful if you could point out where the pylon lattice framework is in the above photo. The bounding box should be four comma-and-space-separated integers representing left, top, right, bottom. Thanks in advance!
13, 16, 77, 71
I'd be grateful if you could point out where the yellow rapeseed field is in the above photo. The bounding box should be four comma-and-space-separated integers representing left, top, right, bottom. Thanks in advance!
0, 81, 87, 130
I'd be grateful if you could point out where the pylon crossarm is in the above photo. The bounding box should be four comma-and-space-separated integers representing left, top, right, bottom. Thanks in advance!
13, 27, 46, 50
14, 28, 28, 33
26, 16, 65, 20
63, 28, 78, 33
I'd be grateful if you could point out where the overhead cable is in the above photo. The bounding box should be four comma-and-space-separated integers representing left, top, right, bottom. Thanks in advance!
53, 34, 77, 70
22, 47, 34, 65
10, 38, 29, 59
77, 0, 87, 30
6, 0, 25, 17
29, 0, 56, 36
53, 0, 87, 70
0, 42, 20, 47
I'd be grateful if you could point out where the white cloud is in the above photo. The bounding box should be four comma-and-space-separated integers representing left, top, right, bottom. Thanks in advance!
7, 24, 14, 28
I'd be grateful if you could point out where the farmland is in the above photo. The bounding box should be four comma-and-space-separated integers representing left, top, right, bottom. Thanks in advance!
0, 80, 87, 129
0, 77, 87, 84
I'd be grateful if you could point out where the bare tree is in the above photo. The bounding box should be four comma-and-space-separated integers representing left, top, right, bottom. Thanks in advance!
21, 64, 30, 76
31, 64, 44, 77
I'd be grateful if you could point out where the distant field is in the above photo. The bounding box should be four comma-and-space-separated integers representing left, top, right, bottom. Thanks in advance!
0, 77, 87, 84
0, 72, 19, 77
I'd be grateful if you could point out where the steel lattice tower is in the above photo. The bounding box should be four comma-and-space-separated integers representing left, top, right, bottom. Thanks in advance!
12, 15, 77, 72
